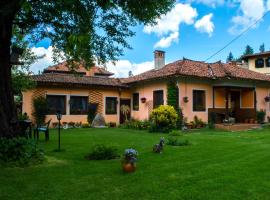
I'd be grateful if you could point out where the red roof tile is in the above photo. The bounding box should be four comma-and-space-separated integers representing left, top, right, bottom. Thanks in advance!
123, 59, 270, 83
44, 61, 114, 76
31, 73, 127, 88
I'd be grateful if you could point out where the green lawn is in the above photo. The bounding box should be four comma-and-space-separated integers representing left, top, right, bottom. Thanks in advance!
1, 127, 270, 200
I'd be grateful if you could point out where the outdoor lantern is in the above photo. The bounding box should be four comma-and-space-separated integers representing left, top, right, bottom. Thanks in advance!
56, 111, 62, 121
56, 111, 62, 151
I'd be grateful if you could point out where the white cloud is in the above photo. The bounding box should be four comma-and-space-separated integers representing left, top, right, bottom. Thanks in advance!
143, 3, 197, 48
30, 46, 55, 74
229, 0, 266, 34
267, 0, 270, 10
154, 32, 179, 48
106, 60, 154, 78
194, 13, 214, 36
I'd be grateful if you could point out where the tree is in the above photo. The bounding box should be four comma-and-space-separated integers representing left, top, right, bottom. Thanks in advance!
226, 52, 234, 63
243, 45, 254, 56
128, 71, 133, 77
0, 0, 175, 137
259, 43, 265, 53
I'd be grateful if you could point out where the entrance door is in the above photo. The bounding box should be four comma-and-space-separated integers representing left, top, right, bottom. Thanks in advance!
230, 91, 240, 122
120, 99, 131, 124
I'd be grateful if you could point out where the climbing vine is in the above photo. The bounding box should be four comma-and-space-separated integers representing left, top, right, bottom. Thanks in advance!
167, 81, 183, 128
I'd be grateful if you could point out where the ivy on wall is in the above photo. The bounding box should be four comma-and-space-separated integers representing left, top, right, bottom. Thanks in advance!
167, 81, 179, 109
167, 81, 183, 128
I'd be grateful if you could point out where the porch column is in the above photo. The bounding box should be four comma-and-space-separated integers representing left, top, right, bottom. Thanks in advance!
225, 87, 229, 120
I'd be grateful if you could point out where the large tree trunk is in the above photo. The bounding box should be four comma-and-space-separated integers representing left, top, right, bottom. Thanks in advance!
0, 1, 22, 137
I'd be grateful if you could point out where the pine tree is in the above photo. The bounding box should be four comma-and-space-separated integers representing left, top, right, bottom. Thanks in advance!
259, 43, 265, 53
243, 45, 254, 55
226, 52, 234, 63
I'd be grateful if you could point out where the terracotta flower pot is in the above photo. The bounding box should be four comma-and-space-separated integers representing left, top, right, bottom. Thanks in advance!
122, 163, 136, 173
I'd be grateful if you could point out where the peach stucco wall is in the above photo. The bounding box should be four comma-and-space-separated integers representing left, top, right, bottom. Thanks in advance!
22, 87, 131, 125
131, 82, 167, 121
22, 81, 270, 125
178, 81, 212, 122
256, 87, 270, 118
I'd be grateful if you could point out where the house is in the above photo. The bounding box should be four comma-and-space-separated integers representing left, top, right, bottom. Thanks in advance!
241, 51, 270, 75
22, 51, 270, 125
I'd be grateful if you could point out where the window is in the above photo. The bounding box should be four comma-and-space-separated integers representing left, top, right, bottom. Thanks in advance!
47, 95, 66, 114
70, 96, 88, 115
193, 90, 206, 112
133, 93, 139, 111
266, 57, 270, 67
105, 97, 117, 114
153, 90, 164, 108
255, 58, 264, 68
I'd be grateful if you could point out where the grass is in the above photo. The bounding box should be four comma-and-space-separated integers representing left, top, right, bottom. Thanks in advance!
1, 127, 270, 199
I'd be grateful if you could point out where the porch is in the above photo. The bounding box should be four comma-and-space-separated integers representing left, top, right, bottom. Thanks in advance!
209, 86, 257, 124
215, 123, 261, 131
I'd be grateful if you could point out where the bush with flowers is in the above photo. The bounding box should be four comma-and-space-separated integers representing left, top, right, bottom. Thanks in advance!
121, 148, 138, 172
149, 105, 178, 133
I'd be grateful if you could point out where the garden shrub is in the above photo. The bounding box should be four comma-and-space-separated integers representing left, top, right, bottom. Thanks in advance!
121, 119, 150, 130
166, 136, 190, 146
149, 105, 178, 133
85, 144, 119, 160
168, 130, 183, 136
257, 109, 266, 124
82, 123, 91, 128
88, 103, 98, 124
0, 137, 45, 167
32, 96, 47, 125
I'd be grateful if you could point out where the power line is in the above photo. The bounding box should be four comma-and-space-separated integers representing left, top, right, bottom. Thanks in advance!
204, 10, 270, 62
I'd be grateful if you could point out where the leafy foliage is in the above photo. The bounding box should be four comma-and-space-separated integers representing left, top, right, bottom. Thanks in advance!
85, 144, 119, 160
13, 0, 175, 66
120, 119, 150, 130
167, 81, 183, 129
0, 137, 45, 167
87, 103, 98, 124
32, 96, 47, 125
166, 136, 190, 146
150, 105, 178, 133
168, 130, 183, 137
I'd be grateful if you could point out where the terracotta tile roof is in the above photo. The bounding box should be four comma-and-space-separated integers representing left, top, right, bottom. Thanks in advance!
241, 51, 270, 59
123, 59, 270, 83
43, 61, 114, 76
31, 73, 127, 88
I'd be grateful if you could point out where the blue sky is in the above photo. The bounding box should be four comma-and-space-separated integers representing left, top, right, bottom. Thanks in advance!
31, 0, 270, 77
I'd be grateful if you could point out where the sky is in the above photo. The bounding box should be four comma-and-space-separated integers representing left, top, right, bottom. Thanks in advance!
30, 0, 270, 77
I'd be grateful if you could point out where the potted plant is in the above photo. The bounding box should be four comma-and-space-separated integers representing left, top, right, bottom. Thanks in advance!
264, 96, 270, 102
121, 148, 138, 173
183, 96, 189, 103
140, 97, 146, 103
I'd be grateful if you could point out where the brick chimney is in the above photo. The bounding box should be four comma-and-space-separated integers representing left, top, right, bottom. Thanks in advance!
154, 50, 165, 70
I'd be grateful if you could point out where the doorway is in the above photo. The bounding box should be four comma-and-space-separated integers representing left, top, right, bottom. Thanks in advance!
119, 99, 131, 124
230, 91, 240, 121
